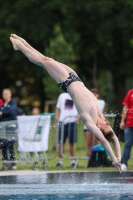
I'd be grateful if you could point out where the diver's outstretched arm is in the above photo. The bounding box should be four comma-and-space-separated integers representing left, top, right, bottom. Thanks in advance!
84, 118, 121, 172
111, 135, 121, 162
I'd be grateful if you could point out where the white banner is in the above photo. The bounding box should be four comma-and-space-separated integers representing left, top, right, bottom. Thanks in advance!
17, 115, 51, 152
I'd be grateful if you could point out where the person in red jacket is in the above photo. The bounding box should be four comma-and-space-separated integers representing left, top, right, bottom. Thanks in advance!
0, 99, 3, 106
120, 89, 133, 171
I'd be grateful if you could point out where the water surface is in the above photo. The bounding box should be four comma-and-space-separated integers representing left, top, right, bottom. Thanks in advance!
0, 172, 132, 200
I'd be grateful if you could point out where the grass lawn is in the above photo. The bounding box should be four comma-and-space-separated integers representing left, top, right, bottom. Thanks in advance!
14, 142, 133, 171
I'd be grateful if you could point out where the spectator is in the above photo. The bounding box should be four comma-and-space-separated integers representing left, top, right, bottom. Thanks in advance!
32, 107, 40, 115
55, 93, 79, 167
84, 88, 105, 167
120, 89, 133, 171
0, 88, 17, 170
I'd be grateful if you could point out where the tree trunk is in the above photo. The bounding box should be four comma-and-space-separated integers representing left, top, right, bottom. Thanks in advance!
91, 49, 98, 88
0, 67, 9, 97
112, 75, 126, 113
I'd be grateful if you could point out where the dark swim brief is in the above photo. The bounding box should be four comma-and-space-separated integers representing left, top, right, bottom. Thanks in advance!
58, 72, 82, 93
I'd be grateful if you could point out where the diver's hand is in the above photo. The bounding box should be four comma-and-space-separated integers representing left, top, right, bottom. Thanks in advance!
117, 157, 121, 163
112, 162, 122, 173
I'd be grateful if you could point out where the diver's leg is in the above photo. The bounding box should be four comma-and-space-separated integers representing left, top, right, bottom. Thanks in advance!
84, 131, 93, 157
11, 34, 76, 75
11, 34, 47, 58
10, 36, 69, 83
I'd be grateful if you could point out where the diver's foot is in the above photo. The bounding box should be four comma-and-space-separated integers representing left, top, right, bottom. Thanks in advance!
11, 34, 27, 46
10, 36, 22, 51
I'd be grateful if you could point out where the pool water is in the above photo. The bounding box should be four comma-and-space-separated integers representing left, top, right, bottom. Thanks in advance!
0, 172, 133, 200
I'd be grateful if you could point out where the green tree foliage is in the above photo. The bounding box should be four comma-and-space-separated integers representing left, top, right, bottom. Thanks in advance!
43, 25, 76, 99
0, 0, 63, 111
59, 0, 133, 111
1, 0, 133, 112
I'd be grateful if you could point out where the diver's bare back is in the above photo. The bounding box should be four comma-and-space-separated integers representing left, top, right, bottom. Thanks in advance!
68, 81, 98, 124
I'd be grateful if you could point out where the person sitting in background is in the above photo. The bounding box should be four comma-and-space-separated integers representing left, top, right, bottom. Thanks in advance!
0, 88, 17, 170
83, 88, 105, 167
55, 93, 79, 167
